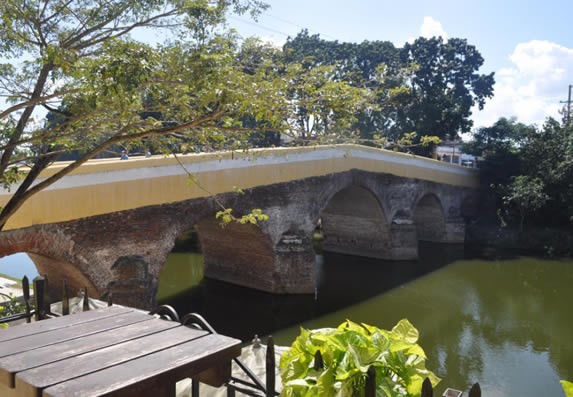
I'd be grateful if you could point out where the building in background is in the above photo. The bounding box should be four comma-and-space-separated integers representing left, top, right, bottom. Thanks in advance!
435, 141, 477, 168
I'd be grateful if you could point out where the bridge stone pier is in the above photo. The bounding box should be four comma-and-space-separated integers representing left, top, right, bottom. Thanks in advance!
0, 145, 480, 310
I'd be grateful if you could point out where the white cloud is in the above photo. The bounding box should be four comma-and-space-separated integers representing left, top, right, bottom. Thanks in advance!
419, 16, 448, 39
472, 40, 573, 128
406, 16, 448, 44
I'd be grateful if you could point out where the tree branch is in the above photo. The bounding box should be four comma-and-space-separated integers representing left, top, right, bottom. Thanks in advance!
0, 110, 226, 230
0, 61, 54, 177
0, 88, 81, 120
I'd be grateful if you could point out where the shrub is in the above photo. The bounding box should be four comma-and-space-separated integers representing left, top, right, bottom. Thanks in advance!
280, 319, 440, 396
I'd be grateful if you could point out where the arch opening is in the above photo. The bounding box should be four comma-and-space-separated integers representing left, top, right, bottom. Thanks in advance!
320, 185, 391, 259
0, 253, 38, 280
0, 253, 38, 306
0, 251, 98, 305
157, 226, 204, 304
413, 194, 447, 243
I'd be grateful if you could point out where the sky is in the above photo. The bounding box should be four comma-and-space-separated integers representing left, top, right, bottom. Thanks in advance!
228, 0, 573, 129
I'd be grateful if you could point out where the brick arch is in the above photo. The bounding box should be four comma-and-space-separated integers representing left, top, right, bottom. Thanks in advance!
0, 226, 105, 300
413, 193, 447, 242
319, 184, 391, 259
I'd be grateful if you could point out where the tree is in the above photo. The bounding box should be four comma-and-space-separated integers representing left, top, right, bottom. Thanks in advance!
282, 32, 495, 150
503, 175, 548, 232
519, 117, 573, 226
399, 37, 495, 142
282, 63, 371, 143
466, 116, 573, 231
463, 117, 535, 187
464, 117, 534, 156
0, 0, 285, 230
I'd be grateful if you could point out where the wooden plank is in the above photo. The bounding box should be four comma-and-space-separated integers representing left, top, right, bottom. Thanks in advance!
16, 325, 210, 397
194, 361, 231, 388
0, 306, 132, 343
41, 333, 241, 397
0, 310, 151, 358
0, 319, 179, 388
0, 382, 19, 397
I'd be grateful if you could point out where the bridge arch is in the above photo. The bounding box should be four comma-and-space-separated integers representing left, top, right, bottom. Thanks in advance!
319, 185, 391, 259
0, 227, 102, 302
413, 193, 447, 242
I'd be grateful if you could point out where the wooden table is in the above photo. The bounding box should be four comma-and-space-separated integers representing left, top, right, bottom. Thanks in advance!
0, 306, 242, 397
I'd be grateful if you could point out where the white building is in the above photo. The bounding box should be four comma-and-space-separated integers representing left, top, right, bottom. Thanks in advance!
435, 141, 477, 168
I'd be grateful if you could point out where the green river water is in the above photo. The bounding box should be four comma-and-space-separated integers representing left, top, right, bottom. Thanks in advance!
157, 246, 573, 396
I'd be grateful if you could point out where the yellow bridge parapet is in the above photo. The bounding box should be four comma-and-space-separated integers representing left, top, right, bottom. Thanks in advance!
0, 144, 479, 230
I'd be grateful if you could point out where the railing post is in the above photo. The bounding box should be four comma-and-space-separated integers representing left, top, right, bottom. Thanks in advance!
43, 274, 50, 309
22, 276, 31, 323
365, 366, 376, 397
313, 350, 323, 370
33, 276, 46, 321
62, 280, 69, 316
468, 383, 481, 397
266, 336, 275, 397
421, 377, 433, 397
191, 379, 199, 397
82, 287, 90, 312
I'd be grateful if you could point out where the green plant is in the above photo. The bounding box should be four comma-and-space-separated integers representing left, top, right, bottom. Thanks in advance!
279, 319, 440, 397
562, 380, 573, 397
0, 293, 25, 328
0, 306, 7, 329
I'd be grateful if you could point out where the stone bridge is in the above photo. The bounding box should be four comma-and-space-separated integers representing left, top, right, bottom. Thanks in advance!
0, 145, 480, 309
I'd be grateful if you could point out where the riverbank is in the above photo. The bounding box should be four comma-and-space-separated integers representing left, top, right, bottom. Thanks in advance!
466, 223, 573, 258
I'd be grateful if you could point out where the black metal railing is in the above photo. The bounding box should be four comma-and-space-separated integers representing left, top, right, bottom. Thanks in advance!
181, 312, 279, 397
0, 274, 102, 325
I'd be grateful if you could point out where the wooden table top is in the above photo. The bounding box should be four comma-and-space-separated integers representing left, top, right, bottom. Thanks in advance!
0, 306, 242, 397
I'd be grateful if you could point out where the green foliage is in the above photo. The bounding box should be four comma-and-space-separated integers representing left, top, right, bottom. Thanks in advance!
503, 176, 549, 231
0, 292, 25, 328
399, 37, 494, 142
464, 117, 533, 157
562, 380, 573, 397
282, 63, 371, 143
279, 319, 440, 397
282, 31, 494, 151
519, 118, 573, 226
215, 208, 268, 228
467, 116, 573, 233
0, 0, 276, 230
385, 132, 441, 152
0, 305, 6, 328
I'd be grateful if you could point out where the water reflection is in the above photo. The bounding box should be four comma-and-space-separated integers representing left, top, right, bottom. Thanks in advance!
158, 246, 573, 396
159, 243, 462, 341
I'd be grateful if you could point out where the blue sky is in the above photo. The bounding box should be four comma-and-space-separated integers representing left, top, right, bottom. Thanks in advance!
229, 0, 573, 128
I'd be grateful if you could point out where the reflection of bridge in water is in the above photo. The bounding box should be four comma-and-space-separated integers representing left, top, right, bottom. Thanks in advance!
0, 144, 480, 310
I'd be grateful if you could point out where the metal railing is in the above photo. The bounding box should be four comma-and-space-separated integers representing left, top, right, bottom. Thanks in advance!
180, 312, 279, 397
0, 274, 106, 325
